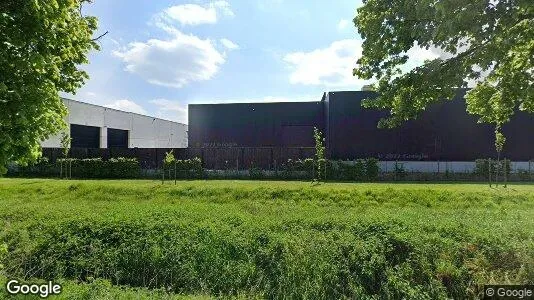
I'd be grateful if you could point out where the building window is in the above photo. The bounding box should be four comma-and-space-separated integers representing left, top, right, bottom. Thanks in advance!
107, 128, 129, 148
70, 124, 100, 148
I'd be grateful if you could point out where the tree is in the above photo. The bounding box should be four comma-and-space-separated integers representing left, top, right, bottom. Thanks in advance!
353, 0, 533, 152
163, 150, 176, 183
495, 129, 506, 186
60, 132, 71, 159
313, 127, 326, 183
0, 0, 101, 174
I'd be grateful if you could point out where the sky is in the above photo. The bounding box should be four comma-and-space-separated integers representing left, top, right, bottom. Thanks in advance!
65, 0, 441, 124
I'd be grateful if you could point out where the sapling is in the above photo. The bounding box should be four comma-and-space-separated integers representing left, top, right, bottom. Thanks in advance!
60, 132, 71, 179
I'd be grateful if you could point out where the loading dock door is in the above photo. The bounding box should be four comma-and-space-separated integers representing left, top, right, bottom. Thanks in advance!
107, 128, 129, 148
70, 124, 100, 148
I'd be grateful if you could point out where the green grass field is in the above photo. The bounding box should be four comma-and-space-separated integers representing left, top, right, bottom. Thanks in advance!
1, 179, 533, 299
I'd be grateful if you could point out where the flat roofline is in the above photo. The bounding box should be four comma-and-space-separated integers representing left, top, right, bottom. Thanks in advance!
189, 100, 323, 106
61, 97, 187, 126
189, 91, 385, 106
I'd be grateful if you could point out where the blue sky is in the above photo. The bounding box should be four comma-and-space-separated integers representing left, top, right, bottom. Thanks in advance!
66, 0, 439, 124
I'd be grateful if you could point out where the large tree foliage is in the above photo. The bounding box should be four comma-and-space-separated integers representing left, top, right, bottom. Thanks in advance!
0, 0, 99, 173
353, 0, 533, 150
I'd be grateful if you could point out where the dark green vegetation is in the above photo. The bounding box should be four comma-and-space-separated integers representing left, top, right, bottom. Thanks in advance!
10, 157, 531, 184
1, 179, 533, 299
354, 0, 533, 147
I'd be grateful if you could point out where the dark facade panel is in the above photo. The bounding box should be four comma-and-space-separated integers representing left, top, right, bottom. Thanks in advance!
326, 90, 534, 161
107, 128, 129, 148
188, 91, 534, 161
70, 124, 100, 148
188, 101, 324, 148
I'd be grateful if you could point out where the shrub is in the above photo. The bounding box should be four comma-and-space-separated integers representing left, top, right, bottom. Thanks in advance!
337, 160, 365, 181
283, 158, 315, 179
475, 158, 511, 179
175, 157, 203, 178
249, 167, 264, 179
109, 157, 140, 178
365, 158, 380, 180
394, 162, 406, 179
15, 156, 58, 177
15, 157, 141, 179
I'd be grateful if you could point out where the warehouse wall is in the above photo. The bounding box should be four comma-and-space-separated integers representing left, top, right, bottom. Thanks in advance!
187, 90, 534, 161
326, 90, 534, 161
41, 98, 188, 148
188, 101, 324, 148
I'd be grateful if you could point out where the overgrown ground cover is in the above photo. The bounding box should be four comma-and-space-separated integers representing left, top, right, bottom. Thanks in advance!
0, 179, 533, 299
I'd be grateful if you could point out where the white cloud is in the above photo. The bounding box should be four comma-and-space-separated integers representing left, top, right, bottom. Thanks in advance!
212, 1, 234, 17
220, 38, 239, 50
337, 19, 350, 30
284, 40, 447, 88
158, 1, 234, 26
113, 29, 225, 88
400, 45, 441, 72
284, 39, 367, 87
105, 99, 147, 115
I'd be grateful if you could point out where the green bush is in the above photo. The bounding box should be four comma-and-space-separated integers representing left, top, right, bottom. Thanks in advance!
475, 158, 511, 179
174, 157, 203, 178
337, 160, 364, 180
109, 157, 141, 178
394, 162, 406, 179
283, 158, 315, 179
365, 158, 380, 180
335, 158, 379, 181
249, 166, 264, 179
12, 157, 141, 179
9, 156, 57, 177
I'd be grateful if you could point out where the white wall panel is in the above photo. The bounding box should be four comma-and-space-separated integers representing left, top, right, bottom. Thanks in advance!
41, 98, 188, 148
103, 108, 131, 130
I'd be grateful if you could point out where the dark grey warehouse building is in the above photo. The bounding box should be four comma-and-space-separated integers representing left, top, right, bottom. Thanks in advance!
188, 90, 534, 161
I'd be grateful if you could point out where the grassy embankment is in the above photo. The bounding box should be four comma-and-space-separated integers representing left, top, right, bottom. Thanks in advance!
1, 179, 533, 299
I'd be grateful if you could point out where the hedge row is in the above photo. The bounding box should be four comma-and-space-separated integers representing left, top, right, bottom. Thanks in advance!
11, 157, 141, 178
162, 157, 203, 179
277, 158, 381, 181
8, 157, 532, 182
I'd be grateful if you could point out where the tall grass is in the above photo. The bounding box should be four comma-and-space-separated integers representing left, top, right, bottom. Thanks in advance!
0, 179, 533, 299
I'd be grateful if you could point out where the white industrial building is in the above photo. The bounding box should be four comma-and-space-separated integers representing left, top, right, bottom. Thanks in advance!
41, 98, 188, 148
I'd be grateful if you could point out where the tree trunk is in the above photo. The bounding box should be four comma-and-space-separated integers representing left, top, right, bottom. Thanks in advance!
504, 158, 507, 188
488, 158, 491, 187
497, 153, 501, 187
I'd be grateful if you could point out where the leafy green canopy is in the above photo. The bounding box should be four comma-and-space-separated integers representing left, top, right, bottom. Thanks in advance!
353, 0, 533, 144
0, 0, 99, 174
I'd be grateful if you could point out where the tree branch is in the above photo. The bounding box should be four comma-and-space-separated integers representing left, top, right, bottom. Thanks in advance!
91, 31, 109, 42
